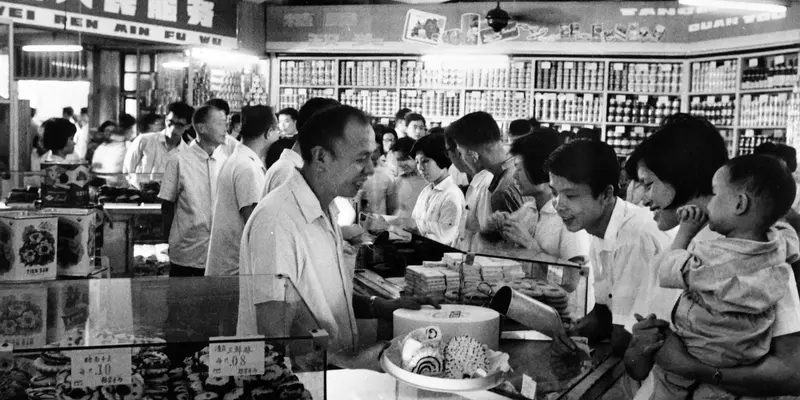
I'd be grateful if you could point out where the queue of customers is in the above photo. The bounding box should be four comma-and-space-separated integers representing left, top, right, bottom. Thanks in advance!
27, 96, 800, 398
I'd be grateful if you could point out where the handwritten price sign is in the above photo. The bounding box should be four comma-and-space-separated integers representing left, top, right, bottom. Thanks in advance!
209, 336, 265, 378
70, 348, 132, 388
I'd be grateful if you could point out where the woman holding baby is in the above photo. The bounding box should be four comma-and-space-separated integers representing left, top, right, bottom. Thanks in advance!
623, 114, 800, 399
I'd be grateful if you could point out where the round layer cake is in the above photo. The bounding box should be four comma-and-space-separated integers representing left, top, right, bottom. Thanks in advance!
393, 304, 500, 350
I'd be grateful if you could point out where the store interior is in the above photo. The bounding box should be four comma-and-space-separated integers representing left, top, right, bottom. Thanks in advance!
0, 0, 799, 399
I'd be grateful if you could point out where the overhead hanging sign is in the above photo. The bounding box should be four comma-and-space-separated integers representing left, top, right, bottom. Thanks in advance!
0, 0, 238, 48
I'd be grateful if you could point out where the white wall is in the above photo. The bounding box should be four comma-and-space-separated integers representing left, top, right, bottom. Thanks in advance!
17, 80, 90, 122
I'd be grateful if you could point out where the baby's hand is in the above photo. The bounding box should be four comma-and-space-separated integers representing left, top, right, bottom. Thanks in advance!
677, 205, 708, 236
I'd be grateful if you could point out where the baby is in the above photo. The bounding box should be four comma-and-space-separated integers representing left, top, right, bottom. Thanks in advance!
644, 154, 798, 399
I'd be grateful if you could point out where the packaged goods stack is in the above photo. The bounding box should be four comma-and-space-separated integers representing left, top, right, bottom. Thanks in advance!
404, 263, 460, 301
278, 59, 338, 109
399, 90, 461, 118
787, 83, 800, 151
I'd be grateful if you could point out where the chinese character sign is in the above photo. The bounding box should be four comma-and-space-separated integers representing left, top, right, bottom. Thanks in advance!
69, 348, 132, 389
209, 338, 266, 378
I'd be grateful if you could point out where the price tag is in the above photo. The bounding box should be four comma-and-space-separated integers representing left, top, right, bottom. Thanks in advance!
209, 337, 266, 378
360, 90, 370, 97
615, 95, 626, 102
408, 61, 417, 68
636, 63, 648, 72
777, 93, 788, 101
380, 61, 390, 68
446, 91, 456, 98
285, 89, 295, 95
722, 95, 731, 102
566, 93, 576, 101
514, 62, 525, 69
521, 375, 537, 399
749, 58, 758, 67
379, 90, 388, 97
637, 95, 649, 103
324, 89, 335, 96
775, 55, 785, 65
745, 129, 755, 137
583, 94, 594, 102
514, 92, 526, 99
564, 62, 574, 70
70, 348, 132, 388
692, 97, 701, 104
660, 64, 673, 72
706, 96, 715, 103
541, 61, 551, 69
584, 124, 595, 129
346, 61, 355, 68
724, 60, 732, 67
634, 126, 645, 134
287, 61, 295, 68
759, 94, 769, 102
562, 124, 572, 131
615, 126, 626, 133
407, 90, 417, 97
658, 96, 669, 103
613, 63, 624, 71
586, 62, 597, 71
742, 94, 752, 102
345, 89, 354, 96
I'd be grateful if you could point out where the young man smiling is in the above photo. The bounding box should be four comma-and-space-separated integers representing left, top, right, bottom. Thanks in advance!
547, 140, 671, 356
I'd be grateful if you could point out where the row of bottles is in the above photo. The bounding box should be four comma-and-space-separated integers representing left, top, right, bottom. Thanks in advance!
280, 60, 337, 86
608, 62, 682, 94
535, 61, 606, 92
688, 97, 736, 126
399, 90, 461, 117
533, 93, 603, 123
464, 64, 533, 90
738, 134, 786, 155
464, 91, 529, 120
207, 69, 246, 110
339, 89, 397, 116
607, 96, 681, 125
339, 61, 397, 87
741, 55, 799, 89
278, 87, 335, 110
691, 60, 737, 93
401, 61, 463, 87
787, 85, 800, 151
740, 94, 789, 127
605, 126, 657, 157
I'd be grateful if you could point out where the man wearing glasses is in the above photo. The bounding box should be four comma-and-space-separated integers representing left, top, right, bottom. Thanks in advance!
123, 102, 194, 188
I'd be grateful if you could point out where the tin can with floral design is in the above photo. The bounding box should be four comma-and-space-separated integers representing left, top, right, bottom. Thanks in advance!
41, 208, 100, 277
0, 287, 48, 349
0, 211, 58, 282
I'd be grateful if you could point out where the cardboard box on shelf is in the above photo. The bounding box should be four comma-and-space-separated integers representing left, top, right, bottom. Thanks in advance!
41, 162, 91, 208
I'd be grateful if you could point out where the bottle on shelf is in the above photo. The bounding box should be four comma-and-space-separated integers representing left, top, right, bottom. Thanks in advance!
339, 60, 398, 87
690, 60, 737, 93
604, 125, 658, 157
739, 93, 789, 127
339, 89, 397, 117
464, 62, 533, 90
399, 89, 461, 118
279, 88, 335, 110
535, 61, 605, 92
737, 131, 787, 155
400, 60, 464, 87
606, 95, 680, 125
533, 93, 603, 123
741, 55, 799, 90
280, 60, 336, 86
464, 90, 528, 120
609, 62, 681, 93
688, 96, 736, 126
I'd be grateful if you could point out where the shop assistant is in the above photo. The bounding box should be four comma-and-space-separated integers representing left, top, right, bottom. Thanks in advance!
238, 106, 437, 368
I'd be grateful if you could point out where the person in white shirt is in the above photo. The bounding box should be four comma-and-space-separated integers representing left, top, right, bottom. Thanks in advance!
277, 107, 298, 137
158, 105, 237, 277
404, 113, 427, 140
625, 114, 800, 398
124, 102, 194, 188
72, 107, 90, 160
547, 140, 671, 358
394, 108, 411, 139
206, 106, 278, 277
261, 98, 341, 197
40, 118, 80, 164
91, 121, 127, 186
493, 129, 590, 289
239, 105, 437, 367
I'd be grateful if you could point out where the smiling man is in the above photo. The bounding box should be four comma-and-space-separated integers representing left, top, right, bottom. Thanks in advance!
546, 140, 671, 356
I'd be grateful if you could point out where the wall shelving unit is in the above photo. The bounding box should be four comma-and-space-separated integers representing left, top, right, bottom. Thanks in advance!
272, 48, 799, 157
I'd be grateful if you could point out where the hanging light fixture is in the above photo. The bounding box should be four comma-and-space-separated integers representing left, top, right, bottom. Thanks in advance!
22, 32, 83, 53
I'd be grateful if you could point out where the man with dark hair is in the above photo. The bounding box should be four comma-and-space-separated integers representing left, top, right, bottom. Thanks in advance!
158, 105, 237, 276
394, 108, 411, 138
574, 128, 601, 142
229, 113, 242, 139
277, 107, 299, 137
446, 111, 524, 251
207, 106, 278, 277
124, 102, 195, 187
547, 140, 670, 357
508, 119, 532, 140
240, 106, 437, 365
404, 113, 427, 140
387, 137, 427, 216
62, 106, 75, 121
528, 116, 541, 129
261, 98, 341, 196
205, 98, 230, 116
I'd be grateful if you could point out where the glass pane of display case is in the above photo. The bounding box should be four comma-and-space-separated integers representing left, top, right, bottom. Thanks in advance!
0, 24, 8, 100
124, 54, 138, 72
0, 275, 327, 400
123, 73, 137, 92
139, 54, 152, 73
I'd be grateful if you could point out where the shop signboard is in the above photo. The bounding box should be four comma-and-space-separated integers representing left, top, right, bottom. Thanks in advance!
267, 1, 798, 51
0, 0, 238, 48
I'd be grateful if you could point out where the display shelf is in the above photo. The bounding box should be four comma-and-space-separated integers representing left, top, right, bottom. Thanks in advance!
605, 122, 660, 128
534, 88, 605, 94
739, 86, 797, 94
608, 61, 683, 94
607, 91, 682, 97
738, 134, 787, 155
690, 59, 738, 93
740, 52, 799, 91
535, 60, 605, 92
737, 126, 788, 130
339, 60, 397, 87
688, 95, 736, 127
280, 84, 337, 89
533, 92, 604, 124
540, 120, 603, 125
465, 90, 529, 120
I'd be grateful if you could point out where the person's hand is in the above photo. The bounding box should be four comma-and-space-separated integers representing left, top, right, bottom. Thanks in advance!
360, 213, 389, 233
677, 205, 708, 238
630, 313, 670, 356
654, 331, 700, 377
372, 296, 441, 320
551, 327, 579, 356
501, 219, 536, 249
484, 212, 509, 234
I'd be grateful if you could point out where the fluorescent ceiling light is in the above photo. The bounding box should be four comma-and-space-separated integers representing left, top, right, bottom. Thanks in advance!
22, 45, 83, 52
678, 0, 787, 12
421, 54, 510, 70
161, 61, 190, 70
190, 48, 259, 66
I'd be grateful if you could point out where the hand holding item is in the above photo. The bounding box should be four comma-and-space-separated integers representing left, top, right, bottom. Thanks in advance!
372, 296, 442, 320
360, 213, 389, 233
551, 326, 579, 356
484, 211, 510, 234
677, 205, 708, 238
501, 218, 537, 250
631, 313, 670, 357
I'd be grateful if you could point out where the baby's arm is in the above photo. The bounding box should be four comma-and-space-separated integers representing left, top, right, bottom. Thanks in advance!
671, 205, 709, 250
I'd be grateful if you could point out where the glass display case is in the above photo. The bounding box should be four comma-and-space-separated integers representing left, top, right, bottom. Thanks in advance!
0, 275, 327, 400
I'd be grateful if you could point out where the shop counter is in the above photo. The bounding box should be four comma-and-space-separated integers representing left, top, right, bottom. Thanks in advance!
101, 203, 163, 276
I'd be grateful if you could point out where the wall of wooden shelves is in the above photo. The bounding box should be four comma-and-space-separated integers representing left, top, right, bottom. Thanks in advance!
271, 46, 799, 157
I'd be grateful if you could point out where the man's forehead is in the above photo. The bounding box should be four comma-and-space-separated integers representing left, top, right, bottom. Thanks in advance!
550, 174, 586, 190
340, 120, 375, 150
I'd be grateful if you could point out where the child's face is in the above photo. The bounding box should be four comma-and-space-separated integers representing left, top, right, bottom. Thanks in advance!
707, 166, 740, 235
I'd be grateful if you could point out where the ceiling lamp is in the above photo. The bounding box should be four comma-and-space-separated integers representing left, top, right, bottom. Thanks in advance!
22, 44, 83, 52
678, 0, 787, 12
